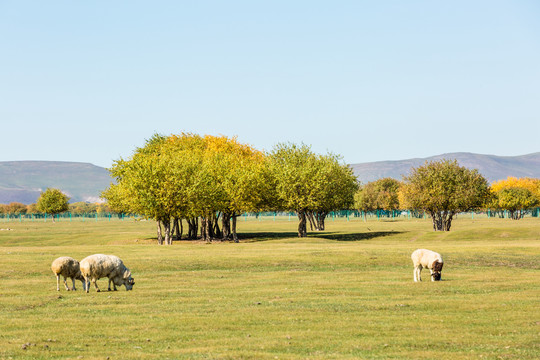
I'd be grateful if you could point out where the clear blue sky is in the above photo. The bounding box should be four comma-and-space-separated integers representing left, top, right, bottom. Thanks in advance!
1, 1, 539, 168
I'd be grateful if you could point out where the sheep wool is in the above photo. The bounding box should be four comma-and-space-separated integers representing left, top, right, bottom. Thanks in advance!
51, 256, 86, 291
79, 254, 135, 293
411, 249, 444, 282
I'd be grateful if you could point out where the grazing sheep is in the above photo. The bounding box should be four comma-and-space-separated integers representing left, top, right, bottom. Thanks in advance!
411, 249, 444, 282
79, 254, 135, 293
51, 256, 86, 291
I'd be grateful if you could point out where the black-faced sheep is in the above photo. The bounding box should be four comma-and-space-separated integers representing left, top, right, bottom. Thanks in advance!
79, 254, 135, 293
51, 256, 86, 291
411, 249, 444, 282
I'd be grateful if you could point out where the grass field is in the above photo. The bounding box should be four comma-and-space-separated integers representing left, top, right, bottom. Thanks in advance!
1, 216, 539, 359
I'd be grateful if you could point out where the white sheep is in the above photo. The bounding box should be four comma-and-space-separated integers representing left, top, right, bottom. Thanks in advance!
51, 256, 86, 291
411, 249, 444, 282
79, 254, 135, 293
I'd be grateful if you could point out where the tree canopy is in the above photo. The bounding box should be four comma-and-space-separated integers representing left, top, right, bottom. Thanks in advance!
36, 188, 70, 222
355, 178, 401, 213
401, 160, 490, 231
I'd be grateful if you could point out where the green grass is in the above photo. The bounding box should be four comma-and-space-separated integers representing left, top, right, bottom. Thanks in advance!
1, 217, 539, 359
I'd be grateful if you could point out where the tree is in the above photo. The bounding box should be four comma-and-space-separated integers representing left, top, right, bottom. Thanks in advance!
36, 188, 70, 222
268, 143, 358, 237
495, 187, 539, 220
201, 135, 273, 242
491, 177, 540, 202
103, 134, 178, 245
306, 153, 358, 231
355, 178, 401, 214
401, 160, 489, 231
490, 177, 540, 218
5, 202, 28, 215
103, 133, 276, 244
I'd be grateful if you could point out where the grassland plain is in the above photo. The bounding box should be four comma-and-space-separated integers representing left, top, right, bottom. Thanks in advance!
0, 216, 539, 360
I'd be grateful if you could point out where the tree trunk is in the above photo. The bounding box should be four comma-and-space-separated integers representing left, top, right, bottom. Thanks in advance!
171, 217, 181, 240
314, 211, 327, 231
201, 217, 208, 242
213, 212, 222, 240
180, 218, 183, 239
187, 217, 198, 240
297, 211, 307, 237
156, 220, 163, 245
430, 210, 454, 231
201, 215, 214, 242
232, 214, 239, 243
307, 211, 316, 231
222, 212, 231, 241
163, 219, 172, 245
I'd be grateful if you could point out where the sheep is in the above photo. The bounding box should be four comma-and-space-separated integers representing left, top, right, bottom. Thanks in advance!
79, 254, 135, 293
411, 249, 444, 282
51, 256, 86, 291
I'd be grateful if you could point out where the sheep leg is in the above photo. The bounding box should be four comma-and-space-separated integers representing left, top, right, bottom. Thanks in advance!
108, 278, 117, 291
56, 274, 61, 291
93, 278, 101, 292
430, 269, 435, 282
414, 266, 422, 282
71, 277, 77, 291
63, 276, 71, 291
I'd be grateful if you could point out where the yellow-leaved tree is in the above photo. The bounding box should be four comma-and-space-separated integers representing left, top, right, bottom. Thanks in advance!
489, 177, 540, 219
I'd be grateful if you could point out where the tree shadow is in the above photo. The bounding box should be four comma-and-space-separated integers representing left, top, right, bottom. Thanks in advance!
238, 232, 300, 242
315, 231, 404, 242
237, 231, 404, 242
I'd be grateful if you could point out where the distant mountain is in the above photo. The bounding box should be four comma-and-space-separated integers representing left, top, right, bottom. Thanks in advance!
350, 152, 540, 184
0, 161, 112, 204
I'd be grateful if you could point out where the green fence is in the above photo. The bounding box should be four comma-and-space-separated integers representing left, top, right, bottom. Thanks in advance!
1, 208, 538, 223
0, 212, 141, 222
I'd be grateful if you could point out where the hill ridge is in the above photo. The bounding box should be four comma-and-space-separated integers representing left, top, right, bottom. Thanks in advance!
0, 161, 112, 204
350, 152, 540, 184
1, 152, 539, 204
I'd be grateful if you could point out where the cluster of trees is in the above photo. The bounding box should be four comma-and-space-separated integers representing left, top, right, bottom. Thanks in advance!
102, 134, 358, 244
1, 190, 110, 219
356, 160, 540, 230
489, 177, 540, 219
5, 137, 537, 238
0, 202, 31, 215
